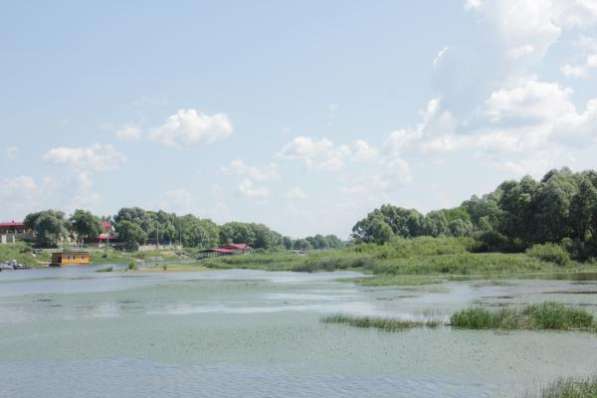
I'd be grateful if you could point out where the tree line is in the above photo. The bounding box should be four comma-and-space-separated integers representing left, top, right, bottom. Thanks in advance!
23, 207, 344, 252
352, 167, 597, 259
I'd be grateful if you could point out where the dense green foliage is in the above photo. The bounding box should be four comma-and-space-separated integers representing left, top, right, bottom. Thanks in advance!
24, 210, 69, 247
352, 168, 597, 261
69, 209, 102, 244
450, 302, 595, 331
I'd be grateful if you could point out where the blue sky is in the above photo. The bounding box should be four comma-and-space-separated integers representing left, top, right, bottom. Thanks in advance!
2, 0, 597, 238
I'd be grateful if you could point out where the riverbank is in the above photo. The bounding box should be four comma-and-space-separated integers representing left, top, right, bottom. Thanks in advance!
199, 237, 597, 286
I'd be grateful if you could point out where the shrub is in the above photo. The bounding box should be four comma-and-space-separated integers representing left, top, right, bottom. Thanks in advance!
526, 243, 571, 266
128, 260, 137, 271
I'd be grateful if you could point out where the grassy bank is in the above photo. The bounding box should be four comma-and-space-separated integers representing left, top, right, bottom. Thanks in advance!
199, 237, 597, 286
0, 243, 49, 267
537, 376, 597, 398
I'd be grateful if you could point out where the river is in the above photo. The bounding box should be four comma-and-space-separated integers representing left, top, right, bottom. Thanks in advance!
1, 267, 596, 397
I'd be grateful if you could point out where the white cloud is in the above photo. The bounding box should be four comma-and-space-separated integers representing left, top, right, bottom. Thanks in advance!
5, 146, 18, 160
561, 64, 589, 78
464, 0, 483, 10
149, 109, 232, 148
351, 140, 379, 162
385, 98, 457, 155
433, 46, 449, 66
286, 187, 307, 200
222, 160, 279, 181
278, 136, 350, 171
43, 144, 126, 172
115, 125, 142, 141
278, 137, 379, 171
238, 179, 269, 199
467, 0, 597, 60
484, 78, 575, 124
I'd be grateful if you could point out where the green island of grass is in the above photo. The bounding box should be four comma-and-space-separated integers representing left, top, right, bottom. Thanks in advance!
321, 302, 597, 334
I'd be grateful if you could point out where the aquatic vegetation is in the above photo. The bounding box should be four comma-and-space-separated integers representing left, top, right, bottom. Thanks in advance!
321, 314, 441, 332
450, 302, 596, 331
95, 266, 113, 273
538, 376, 597, 398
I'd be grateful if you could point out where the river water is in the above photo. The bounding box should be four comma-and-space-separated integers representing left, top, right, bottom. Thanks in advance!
1, 267, 596, 397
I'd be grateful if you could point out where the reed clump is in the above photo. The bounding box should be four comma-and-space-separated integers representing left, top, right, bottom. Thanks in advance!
321, 314, 441, 332
450, 302, 595, 331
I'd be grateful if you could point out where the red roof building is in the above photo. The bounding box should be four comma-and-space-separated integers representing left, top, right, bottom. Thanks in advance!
0, 221, 26, 233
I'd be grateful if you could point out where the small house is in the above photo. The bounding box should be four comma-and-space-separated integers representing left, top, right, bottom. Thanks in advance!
51, 251, 91, 267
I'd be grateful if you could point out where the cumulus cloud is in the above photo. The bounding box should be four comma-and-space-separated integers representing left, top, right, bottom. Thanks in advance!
149, 109, 233, 148
222, 160, 279, 181
351, 140, 379, 162
115, 125, 142, 141
238, 179, 269, 199
467, 0, 597, 60
278, 136, 378, 171
43, 144, 126, 172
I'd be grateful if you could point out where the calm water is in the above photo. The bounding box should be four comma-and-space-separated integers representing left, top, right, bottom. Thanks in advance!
1, 267, 597, 398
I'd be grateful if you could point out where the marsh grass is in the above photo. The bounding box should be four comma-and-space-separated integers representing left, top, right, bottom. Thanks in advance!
450, 302, 596, 332
538, 376, 597, 398
321, 314, 442, 332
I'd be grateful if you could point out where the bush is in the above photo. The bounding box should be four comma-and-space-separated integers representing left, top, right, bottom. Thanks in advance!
526, 243, 571, 266
128, 260, 137, 271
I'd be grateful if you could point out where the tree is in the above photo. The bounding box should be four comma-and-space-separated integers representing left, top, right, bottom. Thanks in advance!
370, 218, 393, 244
70, 209, 102, 244
570, 178, 597, 241
24, 210, 68, 247
115, 220, 147, 251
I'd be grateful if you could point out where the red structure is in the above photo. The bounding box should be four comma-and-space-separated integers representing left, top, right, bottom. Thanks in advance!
0, 221, 26, 234
0, 221, 27, 244
199, 243, 252, 258
97, 221, 117, 244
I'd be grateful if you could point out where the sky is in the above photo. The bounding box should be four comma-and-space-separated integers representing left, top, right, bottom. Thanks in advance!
2, 0, 597, 238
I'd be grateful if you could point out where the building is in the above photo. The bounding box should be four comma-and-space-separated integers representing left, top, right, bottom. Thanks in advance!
97, 220, 117, 246
50, 251, 91, 267
198, 243, 252, 259
0, 221, 27, 244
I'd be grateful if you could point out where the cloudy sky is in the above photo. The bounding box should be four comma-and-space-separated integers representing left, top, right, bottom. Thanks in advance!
2, 0, 597, 238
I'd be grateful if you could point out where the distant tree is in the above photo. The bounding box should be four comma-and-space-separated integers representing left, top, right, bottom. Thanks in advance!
24, 210, 68, 247
219, 222, 256, 246
69, 209, 102, 244
570, 178, 597, 241
448, 218, 473, 237
282, 236, 294, 250
293, 239, 312, 251
115, 220, 147, 251
370, 218, 393, 244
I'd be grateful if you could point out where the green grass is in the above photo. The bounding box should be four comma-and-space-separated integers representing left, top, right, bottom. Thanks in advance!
196, 236, 597, 286
538, 376, 597, 398
450, 302, 596, 332
0, 242, 47, 267
321, 314, 441, 332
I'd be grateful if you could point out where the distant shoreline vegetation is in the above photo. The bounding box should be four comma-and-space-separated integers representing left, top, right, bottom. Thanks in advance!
5, 167, 597, 282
